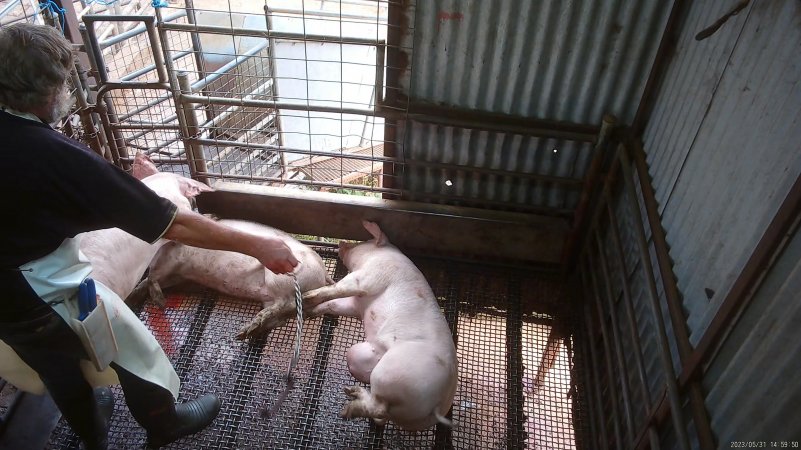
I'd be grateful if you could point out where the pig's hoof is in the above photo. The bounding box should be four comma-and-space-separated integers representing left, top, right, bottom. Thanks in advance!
343, 385, 364, 400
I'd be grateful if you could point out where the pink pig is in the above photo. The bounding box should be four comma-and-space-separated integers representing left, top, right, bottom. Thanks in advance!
144, 219, 332, 339
302, 221, 458, 430
79, 152, 212, 299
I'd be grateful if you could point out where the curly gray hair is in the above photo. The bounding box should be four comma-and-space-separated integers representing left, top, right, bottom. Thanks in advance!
0, 23, 74, 112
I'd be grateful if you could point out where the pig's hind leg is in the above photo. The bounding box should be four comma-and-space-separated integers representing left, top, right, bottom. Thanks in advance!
346, 342, 382, 383
341, 386, 388, 425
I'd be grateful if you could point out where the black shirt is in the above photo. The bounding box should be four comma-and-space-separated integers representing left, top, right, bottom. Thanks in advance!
0, 110, 177, 317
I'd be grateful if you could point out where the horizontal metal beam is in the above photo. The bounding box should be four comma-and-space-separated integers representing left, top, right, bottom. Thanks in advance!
196, 182, 569, 266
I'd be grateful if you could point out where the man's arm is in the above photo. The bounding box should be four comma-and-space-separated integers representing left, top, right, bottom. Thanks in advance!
163, 209, 299, 274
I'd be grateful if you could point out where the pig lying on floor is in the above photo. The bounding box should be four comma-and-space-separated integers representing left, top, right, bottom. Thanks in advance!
80, 152, 211, 299
142, 219, 332, 339
302, 221, 458, 430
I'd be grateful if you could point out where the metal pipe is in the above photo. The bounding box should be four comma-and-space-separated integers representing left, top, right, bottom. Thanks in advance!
178, 73, 209, 184
161, 21, 386, 47
589, 237, 636, 444
121, 50, 192, 82
80, 24, 127, 167
618, 145, 690, 450
92, 11, 186, 48
154, 7, 197, 179
190, 40, 270, 92
70, 65, 104, 158
264, 5, 284, 150
630, 142, 715, 449
580, 270, 612, 450
193, 137, 398, 164
182, 0, 212, 124
195, 170, 399, 195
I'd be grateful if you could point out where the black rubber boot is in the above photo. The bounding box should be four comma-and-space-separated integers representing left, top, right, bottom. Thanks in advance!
110, 363, 221, 448
145, 394, 222, 448
85, 387, 115, 450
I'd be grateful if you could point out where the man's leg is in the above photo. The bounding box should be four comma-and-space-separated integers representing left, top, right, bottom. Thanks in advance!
0, 311, 112, 450
111, 362, 221, 448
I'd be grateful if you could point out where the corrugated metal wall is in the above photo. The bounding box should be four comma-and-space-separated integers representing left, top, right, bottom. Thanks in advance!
643, 0, 801, 344
394, 0, 673, 216
704, 222, 801, 445
640, 0, 801, 447
403, 0, 670, 124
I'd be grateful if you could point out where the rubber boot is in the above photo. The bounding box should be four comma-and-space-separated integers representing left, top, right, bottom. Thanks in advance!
145, 394, 222, 448
85, 387, 115, 450
111, 362, 221, 448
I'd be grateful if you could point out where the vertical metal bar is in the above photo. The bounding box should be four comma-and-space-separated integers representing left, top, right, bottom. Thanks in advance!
80, 23, 127, 166
576, 318, 600, 450
603, 186, 662, 450
70, 65, 104, 159
177, 72, 209, 184
564, 114, 617, 268
375, 42, 385, 106
630, 142, 715, 450
144, 18, 168, 83
583, 259, 623, 448
506, 276, 526, 449
154, 7, 202, 180
589, 237, 635, 445
264, 5, 286, 179
580, 271, 610, 450
618, 145, 691, 450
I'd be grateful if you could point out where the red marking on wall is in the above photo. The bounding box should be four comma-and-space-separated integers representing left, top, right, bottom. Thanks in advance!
437, 10, 464, 30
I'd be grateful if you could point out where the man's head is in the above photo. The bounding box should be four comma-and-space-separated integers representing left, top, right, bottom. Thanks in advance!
0, 23, 74, 123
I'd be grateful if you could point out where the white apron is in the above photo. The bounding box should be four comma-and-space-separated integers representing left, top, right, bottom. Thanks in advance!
0, 237, 179, 398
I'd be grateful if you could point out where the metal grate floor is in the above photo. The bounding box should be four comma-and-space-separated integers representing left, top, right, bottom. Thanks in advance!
45, 247, 583, 450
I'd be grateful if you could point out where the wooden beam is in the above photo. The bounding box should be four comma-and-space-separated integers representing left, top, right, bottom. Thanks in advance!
196, 182, 569, 267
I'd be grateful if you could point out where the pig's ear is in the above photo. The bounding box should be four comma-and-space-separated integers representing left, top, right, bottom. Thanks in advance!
132, 152, 159, 180
179, 178, 214, 198
362, 220, 388, 247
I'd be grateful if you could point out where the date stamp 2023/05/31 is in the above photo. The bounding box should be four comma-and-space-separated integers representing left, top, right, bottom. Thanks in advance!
729, 442, 799, 448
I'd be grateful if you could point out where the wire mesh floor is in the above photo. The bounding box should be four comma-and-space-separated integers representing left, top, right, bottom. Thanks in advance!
45, 247, 583, 450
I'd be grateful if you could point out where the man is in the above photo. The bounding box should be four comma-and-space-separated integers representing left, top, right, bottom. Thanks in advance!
0, 23, 298, 449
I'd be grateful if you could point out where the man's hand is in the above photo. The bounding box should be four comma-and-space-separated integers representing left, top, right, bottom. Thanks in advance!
254, 237, 299, 274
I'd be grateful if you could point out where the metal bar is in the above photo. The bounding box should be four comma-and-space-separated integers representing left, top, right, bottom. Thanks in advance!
580, 271, 611, 450
577, 325, 599, 450
506, 276, 526, 448
161, 21, 385, 47
589, 236, 636, 445
374, 43, 385, 105
93, 11, 186, 48
178, 73, 209, 184
145, 18, 168, 82
267, 6, 388, 22
585, 257, 624, 448
70, 64, 105, 158
380, 0, 403, 193
390, 99, 601, 143
154, 7, 199, 182
195, 169, 400, 195
190, 39, 270, 92
618, 145, 691, 450
630, 141, 715, 449
602, 185, 662, 450
121, 50, 192, 82
563, 114, 618, 267
0, 0, 21, 20
405, 159, 584, 187
193, 137, 399, 164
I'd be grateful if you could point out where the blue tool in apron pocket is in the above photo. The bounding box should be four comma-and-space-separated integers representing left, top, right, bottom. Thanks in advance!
73, 277, 119, 371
